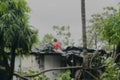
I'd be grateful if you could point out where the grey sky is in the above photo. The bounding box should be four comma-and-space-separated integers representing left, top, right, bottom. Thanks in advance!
27, 0, 119, 43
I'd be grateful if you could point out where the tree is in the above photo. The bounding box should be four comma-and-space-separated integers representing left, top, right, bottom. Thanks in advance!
0, 0, 38, 80
40, 26, 75, 49
88, 5, 120, 52
87, 14, 109, 49
100, 57, 120, 80
53, 25, 74, 47
40, 33, 54, 44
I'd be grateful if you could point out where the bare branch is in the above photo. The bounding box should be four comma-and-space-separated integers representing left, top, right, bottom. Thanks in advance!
25, 66, 104, 78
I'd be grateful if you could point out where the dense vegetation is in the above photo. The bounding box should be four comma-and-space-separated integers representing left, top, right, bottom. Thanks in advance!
0, 0, 38, 80
0, 0, 120, 80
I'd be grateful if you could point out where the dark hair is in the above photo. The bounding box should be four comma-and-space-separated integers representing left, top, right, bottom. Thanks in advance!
54, 38, 57, 42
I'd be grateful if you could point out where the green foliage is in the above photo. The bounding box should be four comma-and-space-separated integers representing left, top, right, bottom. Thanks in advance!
32, 75, 50, 80
99, 13, 120, 44
41, 26, 75, 47
54, 70, 71, 80
53, 25, 74, 46
0, 0, 38, 79
100, 57, 120, 80
91, 53, 105, 68
0, 0, 38, 55
88, 5, 120, 50
99, 6, 119, 44
18, 70, 50, 80
19, 70, 71, 80
40, 33, 54, 44
28, 70, 50, 80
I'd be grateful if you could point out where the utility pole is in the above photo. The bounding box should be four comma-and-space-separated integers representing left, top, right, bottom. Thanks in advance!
81, 0, 87, 49
81, 0, 88, 68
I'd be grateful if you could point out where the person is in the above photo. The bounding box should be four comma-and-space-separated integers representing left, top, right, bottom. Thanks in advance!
52, 38, 60, 49
52, 38, 65, 56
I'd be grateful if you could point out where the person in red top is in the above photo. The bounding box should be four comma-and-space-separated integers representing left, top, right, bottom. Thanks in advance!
52, 38, 60, 49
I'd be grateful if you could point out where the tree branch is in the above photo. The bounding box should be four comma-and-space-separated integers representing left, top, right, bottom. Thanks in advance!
25, 65, 104, 78
0, 67, 29, 80
85, 70, 99, 80
13, 72, 29, 80
25, 66, 83, 77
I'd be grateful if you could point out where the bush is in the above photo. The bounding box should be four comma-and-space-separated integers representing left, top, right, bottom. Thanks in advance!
54, 70, 71, 80
100, 57, 120, 80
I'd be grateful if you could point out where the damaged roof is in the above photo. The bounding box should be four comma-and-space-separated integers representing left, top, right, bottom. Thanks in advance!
31, 43, 107, 58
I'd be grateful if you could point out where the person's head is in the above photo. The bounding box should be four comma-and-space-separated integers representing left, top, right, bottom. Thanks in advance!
53, 38, 57, 42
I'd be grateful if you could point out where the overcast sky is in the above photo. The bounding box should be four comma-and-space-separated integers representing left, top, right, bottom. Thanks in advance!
26, 0, 120, 43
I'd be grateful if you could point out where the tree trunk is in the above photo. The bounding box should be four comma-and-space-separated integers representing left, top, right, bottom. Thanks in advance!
81, 0, 87, 49
81, 0, 88, 68
8, 48, 16, 80
1, 51, 10, 80
0, 36, 10, 80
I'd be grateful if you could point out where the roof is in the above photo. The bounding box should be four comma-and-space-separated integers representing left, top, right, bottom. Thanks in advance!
31, 43, 107, 58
